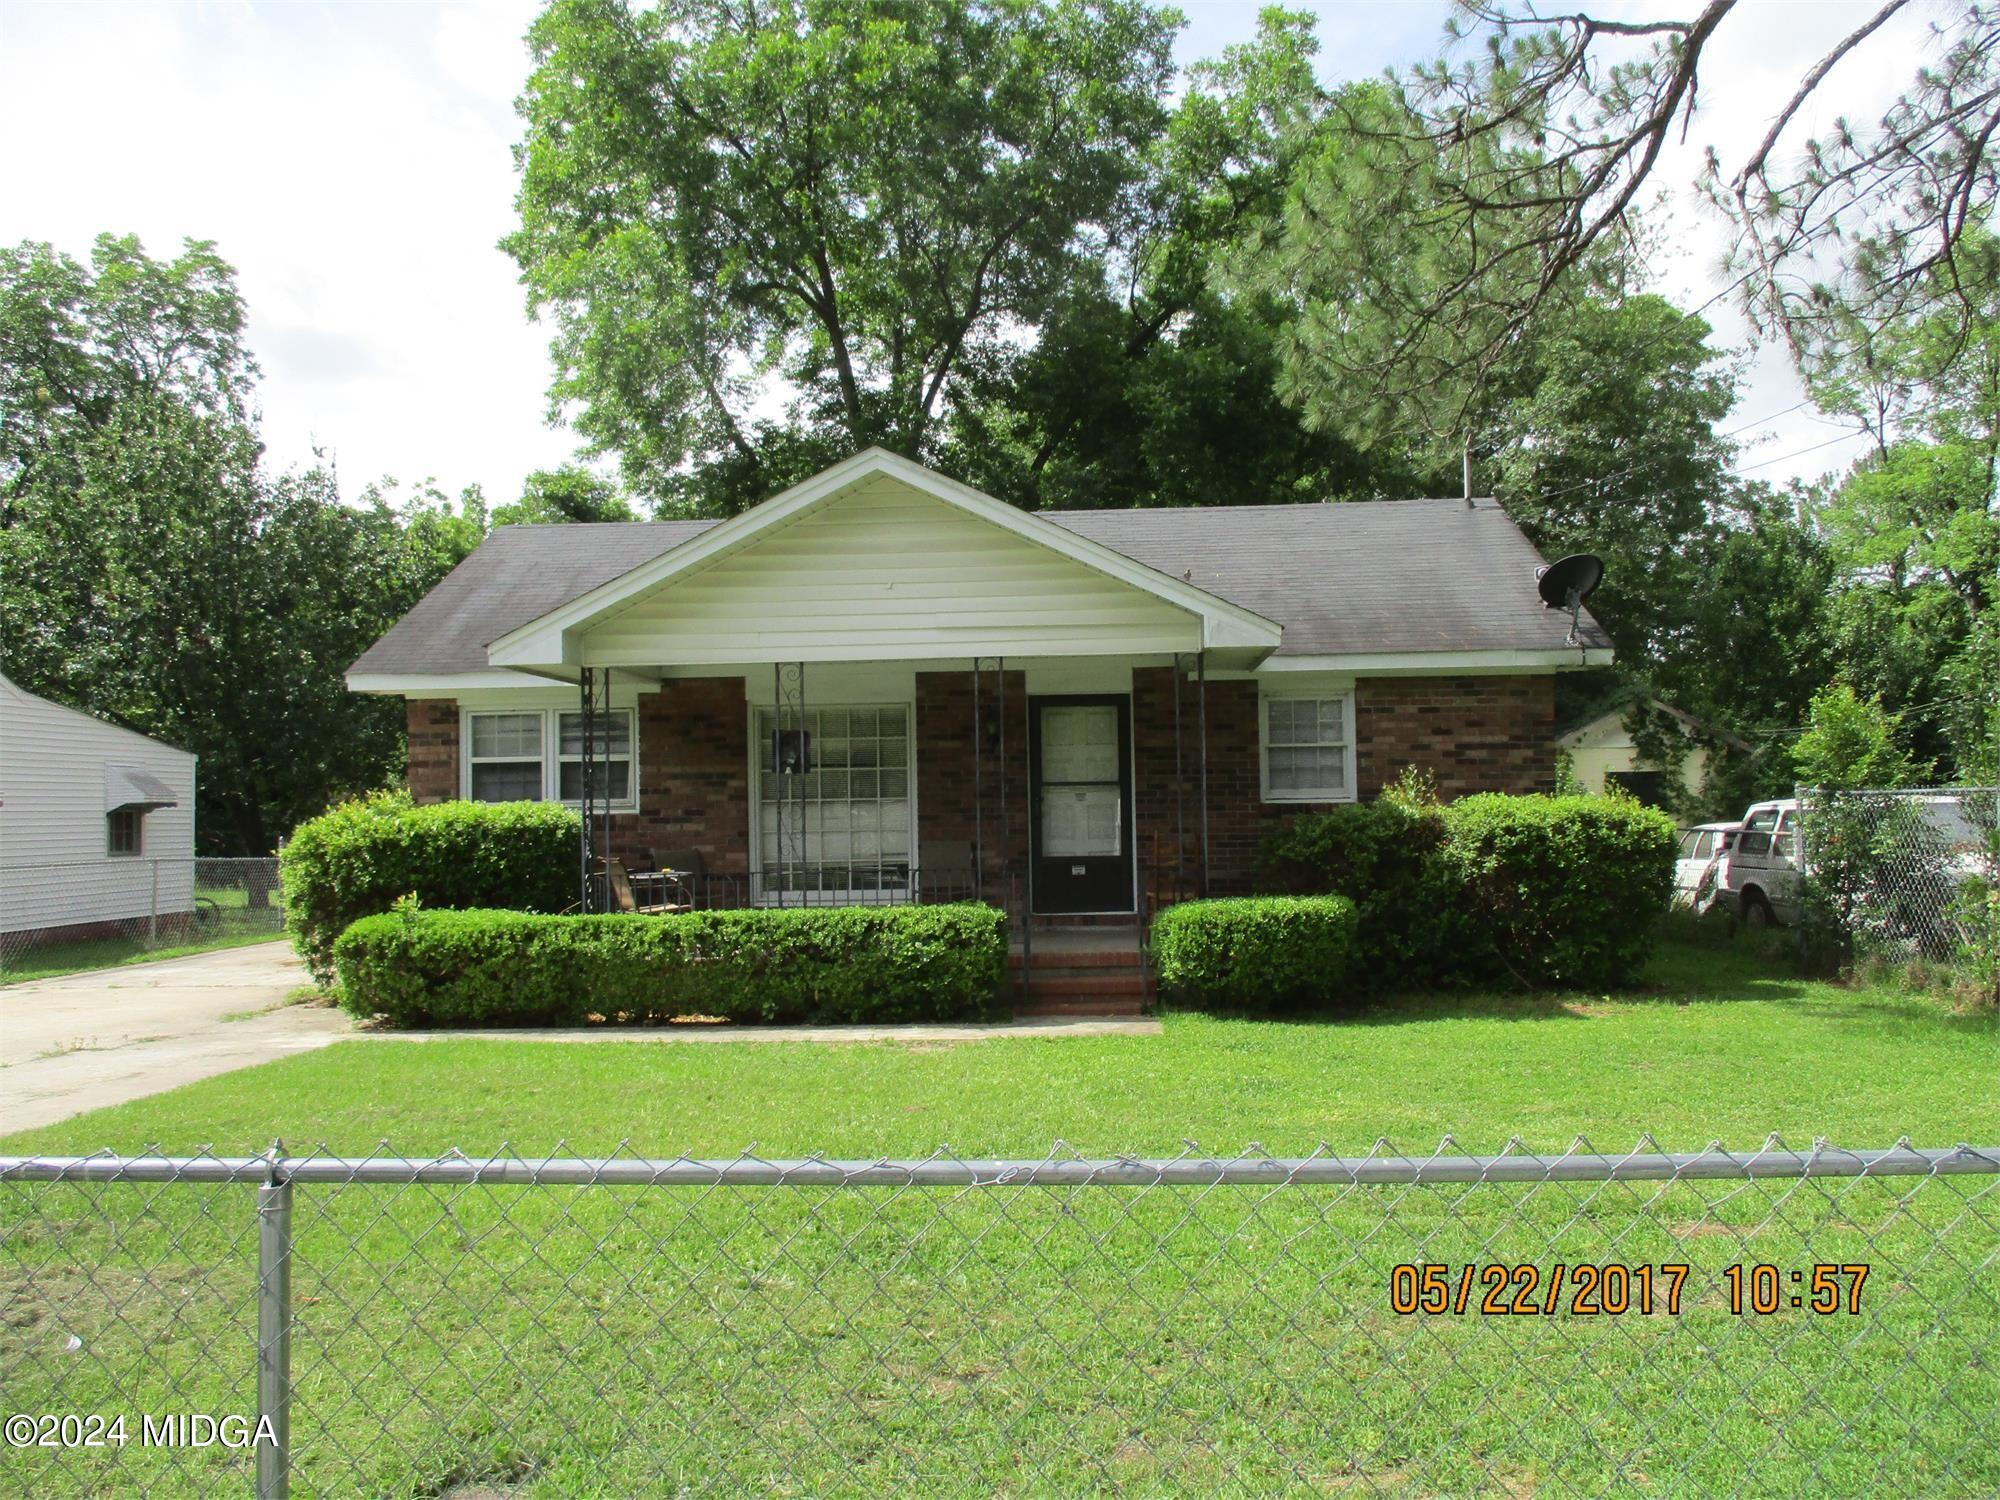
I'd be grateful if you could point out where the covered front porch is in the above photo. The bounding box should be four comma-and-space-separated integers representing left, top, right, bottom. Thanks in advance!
561, 654, 1224, 925
485, 451, 1278, 915
549, 654, 1226, 1016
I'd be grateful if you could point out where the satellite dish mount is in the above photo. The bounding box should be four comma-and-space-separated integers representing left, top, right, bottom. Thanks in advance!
1535, 553, 1604, 648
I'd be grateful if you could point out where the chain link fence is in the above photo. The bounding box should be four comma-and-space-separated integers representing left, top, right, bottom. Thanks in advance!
0, 858, 284, 977
1796, 786, 1999, 971
4, 1138, 1996, 1497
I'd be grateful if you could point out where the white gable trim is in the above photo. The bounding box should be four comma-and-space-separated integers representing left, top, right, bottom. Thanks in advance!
1256, 648, 1613, 676
486, 449, 1281, 668
346, 669, 582, 696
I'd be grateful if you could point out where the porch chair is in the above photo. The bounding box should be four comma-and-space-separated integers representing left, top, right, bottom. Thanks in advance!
607, 857, 685, 915
649, 847, 706, 909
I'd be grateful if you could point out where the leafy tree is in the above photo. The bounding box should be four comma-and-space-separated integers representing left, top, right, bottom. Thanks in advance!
492, 465, 636, 526
1250, 2, 2000, 437
2, 234, 255, 511
1, 236, 483, 852
508, 0, 1181, 514
1485, 293, 1737, 666
947, 9, 1390, 509
1792, 683, 1924, 791
1800, 243, 2000, 777
951, 287, 1384, 510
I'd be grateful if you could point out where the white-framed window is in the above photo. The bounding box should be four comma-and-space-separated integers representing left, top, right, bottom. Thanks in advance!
558, 710, 633, 803
107, 807, 143, 856
462, 707, 638, 810
466, 711, 546, 803
1260, 691, 1355, 803
754, 703, 913, 901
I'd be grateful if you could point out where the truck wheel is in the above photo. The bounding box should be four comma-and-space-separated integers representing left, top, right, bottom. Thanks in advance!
1740, 890, 1778, 928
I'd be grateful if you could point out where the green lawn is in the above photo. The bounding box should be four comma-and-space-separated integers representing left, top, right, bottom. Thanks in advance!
2, 936, 1995, 1497
6, 935, 1990, 1158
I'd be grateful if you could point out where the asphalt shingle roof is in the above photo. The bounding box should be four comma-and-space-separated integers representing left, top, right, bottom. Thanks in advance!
348, 497, 1608, 676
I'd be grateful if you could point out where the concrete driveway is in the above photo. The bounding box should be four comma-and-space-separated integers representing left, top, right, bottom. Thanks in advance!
0, 941, 352, 1136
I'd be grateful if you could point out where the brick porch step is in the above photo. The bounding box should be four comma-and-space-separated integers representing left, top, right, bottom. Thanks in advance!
1023, 972, 1147, 1000
1014, 993, 1149, 1019
1006, 947, 1143, 971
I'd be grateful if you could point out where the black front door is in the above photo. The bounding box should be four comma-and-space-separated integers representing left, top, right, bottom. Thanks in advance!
1030, 695, 1134, 914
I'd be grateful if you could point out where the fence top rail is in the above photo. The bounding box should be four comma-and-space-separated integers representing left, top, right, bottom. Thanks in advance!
2, 1142, 1995, 1187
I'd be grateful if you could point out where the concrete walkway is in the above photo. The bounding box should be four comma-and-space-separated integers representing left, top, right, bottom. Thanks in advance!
0, 941, 352, 1136
364, 1016, 1161, 1045
0, 940, 1159, 1137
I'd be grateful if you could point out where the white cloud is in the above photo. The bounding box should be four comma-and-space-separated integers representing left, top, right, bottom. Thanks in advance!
0, 0, 1944, 503
0, 0, 567, 502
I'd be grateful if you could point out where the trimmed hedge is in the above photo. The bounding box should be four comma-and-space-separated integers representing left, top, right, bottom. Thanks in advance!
282, 792, 578, 986
1438, 793, 1678, 988
1150, 896, 1358, 1011
1257, 792, 1678, 990
333, 903, 1008, 1028
1256, 796, 1460, 983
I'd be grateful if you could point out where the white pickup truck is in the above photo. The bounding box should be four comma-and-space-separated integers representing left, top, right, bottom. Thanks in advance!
1715, 793, 1991, 931
1716, 800, 1804, 926
1673, 822, 1742, 914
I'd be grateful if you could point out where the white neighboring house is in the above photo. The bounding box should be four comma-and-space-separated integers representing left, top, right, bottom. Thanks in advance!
1558, 699, 1749, 807
0, 672, 197, 940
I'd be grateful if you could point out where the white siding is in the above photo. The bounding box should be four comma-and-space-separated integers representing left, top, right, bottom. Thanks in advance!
578, 477, 1203, 665
0, 675, 198, 933
1558, 709, 1710, 798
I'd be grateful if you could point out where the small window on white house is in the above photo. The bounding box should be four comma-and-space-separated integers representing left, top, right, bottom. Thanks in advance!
1261, 693, 1354, 802
107, 807, 143, 856
467, 712, 546, 802
558, 710, 634, 805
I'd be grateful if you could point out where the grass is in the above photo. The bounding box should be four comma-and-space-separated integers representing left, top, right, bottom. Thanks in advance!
7, 934, 1990, 1158
0, 897, 285, 986
2, 934, 1995, 1496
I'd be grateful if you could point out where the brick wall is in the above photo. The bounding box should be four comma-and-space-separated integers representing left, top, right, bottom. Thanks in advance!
1353, 675, 1556, 801
402, 684, 753, 878
1132, 668, 1301, 897
915, 670, 1029, 892
405, 700, 458, 805
624, 678, 752, 878
1130, 669, 1557, 895
405, 669, 1554, 898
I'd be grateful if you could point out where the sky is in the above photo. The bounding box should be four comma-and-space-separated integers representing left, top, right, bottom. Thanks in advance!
0, 0, 1942, 507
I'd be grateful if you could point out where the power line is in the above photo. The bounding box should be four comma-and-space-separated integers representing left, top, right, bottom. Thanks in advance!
1721, 399, 1811, 437
1736, 430, 1865, 474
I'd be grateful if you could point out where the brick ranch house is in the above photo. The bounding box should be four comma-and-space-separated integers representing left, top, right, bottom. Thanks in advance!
348, 448, 1610, 946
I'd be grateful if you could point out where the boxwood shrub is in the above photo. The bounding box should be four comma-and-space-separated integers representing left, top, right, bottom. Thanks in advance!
1257, 791, 1678, 990
1255, 796, 1462, 984
333, 903, 1008, 1028
1438, 793, 1678, 988
1150, 896, 1358, 1011
281, 792, 578, 986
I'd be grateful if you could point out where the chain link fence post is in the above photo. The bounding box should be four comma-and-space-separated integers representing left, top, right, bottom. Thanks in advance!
256, 1146, 292, 1500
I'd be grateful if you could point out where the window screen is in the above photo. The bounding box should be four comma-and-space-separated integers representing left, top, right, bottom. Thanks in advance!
1262, 694, 1352, 800
756, 705, 912, 899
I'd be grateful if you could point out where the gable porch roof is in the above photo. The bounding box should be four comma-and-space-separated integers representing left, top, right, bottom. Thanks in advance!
483, 449, 1283, 671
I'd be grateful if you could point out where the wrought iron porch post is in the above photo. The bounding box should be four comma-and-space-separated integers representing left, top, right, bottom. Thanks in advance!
972, 660, 984, 904
771, 663, 807, 909
796, 663, 807, 908
577, 667, 597, 912
1172, 653, 1186, 903
1197, 649, 1209, 897
597, 669, 610, 907
996, 658, 1007, 910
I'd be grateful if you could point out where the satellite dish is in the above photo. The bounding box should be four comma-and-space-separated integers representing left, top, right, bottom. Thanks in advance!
1535, 553, 1604, 647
